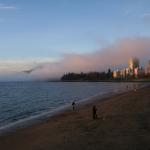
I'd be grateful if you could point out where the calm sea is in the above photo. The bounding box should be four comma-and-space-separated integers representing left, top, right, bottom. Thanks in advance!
0, 81, 146, 133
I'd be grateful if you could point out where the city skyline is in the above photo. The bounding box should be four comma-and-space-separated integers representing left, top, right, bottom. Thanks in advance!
61, 57, 150, 81
0, 0, 150, 81
113, 57, 149, 79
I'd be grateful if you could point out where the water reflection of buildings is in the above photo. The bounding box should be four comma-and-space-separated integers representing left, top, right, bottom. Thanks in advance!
113, 57, 150, 79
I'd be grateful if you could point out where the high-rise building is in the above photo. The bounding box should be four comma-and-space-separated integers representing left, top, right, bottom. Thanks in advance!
113, 57, 144, 79
128, 57, 139, 70
134, 67, 145, 77
113, 70, 120, 78
145, 60, 150, 75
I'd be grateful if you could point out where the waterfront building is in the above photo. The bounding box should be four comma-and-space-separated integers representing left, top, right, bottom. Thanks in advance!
134, 67, 144, 78
112, 57, 148, 79
128, 57, 139, 70
125, 68, 130, 76
145, 60, 150, 75
113, 70, 120, 78
120, 68, 126, 78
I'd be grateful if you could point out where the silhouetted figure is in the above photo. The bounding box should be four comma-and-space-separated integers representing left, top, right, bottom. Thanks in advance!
133, 85, 137, 92
72, 101, 75, 110
93, 105, 97, 119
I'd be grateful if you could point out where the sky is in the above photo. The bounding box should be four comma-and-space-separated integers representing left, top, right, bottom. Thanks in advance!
0, 0, 150, 81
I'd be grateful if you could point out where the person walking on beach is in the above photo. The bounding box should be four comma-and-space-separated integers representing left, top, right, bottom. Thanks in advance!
72, 101, 75, 111
92, 105, 97, 119
126, 85, 129, 90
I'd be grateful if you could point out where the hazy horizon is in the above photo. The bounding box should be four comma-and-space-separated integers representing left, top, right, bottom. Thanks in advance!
0, 0, 150, 81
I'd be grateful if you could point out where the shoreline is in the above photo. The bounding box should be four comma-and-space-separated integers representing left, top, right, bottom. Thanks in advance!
0, 82, 148, 136
0, 86, 150, 149
50, 79, 150, 82
0, 85, 128, 136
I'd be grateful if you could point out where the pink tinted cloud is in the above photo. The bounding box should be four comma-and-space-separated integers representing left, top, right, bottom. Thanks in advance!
30, 37, 150, 80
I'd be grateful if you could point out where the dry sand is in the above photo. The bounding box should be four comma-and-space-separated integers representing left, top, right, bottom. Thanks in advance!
0, 86, 150, 150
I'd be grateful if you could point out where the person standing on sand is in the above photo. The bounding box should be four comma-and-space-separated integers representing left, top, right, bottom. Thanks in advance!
126, 85, 128, 90
72, 101, 75, 111
93, 105, 97, 119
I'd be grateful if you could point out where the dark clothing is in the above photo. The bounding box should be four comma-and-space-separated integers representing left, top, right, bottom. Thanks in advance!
93, 105, 97, 119
72, 102, 75, 110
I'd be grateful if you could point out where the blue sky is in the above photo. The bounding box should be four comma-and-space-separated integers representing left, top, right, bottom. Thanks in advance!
0, 0, 150, 57
0, 0, 150, 80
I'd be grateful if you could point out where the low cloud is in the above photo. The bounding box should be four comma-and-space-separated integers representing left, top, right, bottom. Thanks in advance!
0, 37, 150, 81
0, 58, 54, 81
0, 3, 16, 10
28, 37, 150, 80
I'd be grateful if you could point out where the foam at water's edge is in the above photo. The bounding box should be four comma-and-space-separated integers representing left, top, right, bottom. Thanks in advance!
0, 103, 72, 135
0, 83, 148, 136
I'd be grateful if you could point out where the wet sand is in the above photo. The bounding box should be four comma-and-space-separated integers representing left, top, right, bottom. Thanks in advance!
0, 86, 150, 150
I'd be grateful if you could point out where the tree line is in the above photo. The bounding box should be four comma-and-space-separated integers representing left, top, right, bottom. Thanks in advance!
61, 69, 113, 81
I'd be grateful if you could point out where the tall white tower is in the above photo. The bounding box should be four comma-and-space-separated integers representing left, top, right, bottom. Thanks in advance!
128, 57, 139, 70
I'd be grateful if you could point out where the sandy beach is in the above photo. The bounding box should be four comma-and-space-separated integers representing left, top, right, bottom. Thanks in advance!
0, 86, 150, 150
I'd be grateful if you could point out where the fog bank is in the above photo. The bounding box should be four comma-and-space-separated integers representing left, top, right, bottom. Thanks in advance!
29, 37, 150, 80
0, 37, 150, 81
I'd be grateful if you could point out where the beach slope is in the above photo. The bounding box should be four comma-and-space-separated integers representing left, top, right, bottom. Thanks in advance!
0, 87, 150, 150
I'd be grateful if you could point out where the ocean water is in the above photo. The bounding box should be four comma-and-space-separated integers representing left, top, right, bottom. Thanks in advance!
0, 81, 145, 132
